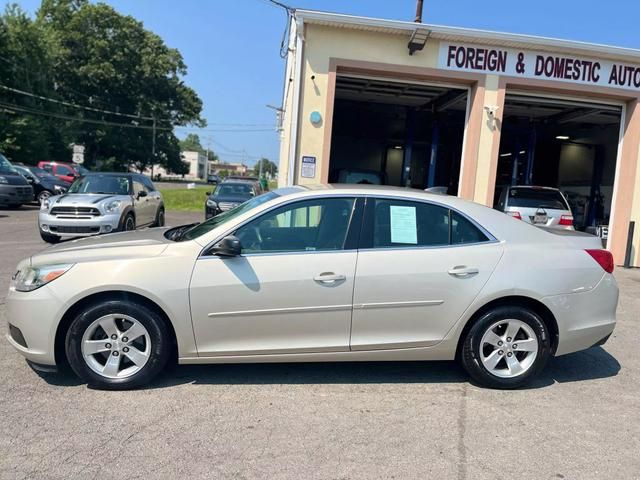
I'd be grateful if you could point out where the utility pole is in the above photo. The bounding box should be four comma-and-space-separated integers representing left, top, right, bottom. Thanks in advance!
415, 0, 424, 23
151, 116, 156, 178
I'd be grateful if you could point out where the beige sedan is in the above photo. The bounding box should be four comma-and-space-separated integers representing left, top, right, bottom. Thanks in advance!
6, 185, 618, 389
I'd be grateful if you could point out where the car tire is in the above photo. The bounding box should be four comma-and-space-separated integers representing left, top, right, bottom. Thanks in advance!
460, 306, 551, 389
65, 299, 171, 390
40, 230, 61, 244
37, 190, 53, 204
153, 207, 165, 227
121, 213, 136, 231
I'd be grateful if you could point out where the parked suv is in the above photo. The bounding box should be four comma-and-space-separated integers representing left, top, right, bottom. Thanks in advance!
13, 165, 69, 203
496, 185, 574, 230
38, 172, 164, 243
205, 180, 262, 218
37, 161, 89, 184
0, 154, 33, 208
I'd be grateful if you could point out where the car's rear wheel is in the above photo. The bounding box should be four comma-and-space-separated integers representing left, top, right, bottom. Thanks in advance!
460, 306, 551, 389
65, 299, 171, 390
40, 230, 61, 244
153, 207, 165, 227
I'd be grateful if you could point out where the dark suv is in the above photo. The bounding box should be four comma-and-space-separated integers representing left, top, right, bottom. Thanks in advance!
205, 180, 262, 219
0, 154, 33, 208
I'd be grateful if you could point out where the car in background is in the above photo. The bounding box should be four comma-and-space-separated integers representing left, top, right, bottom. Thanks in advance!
227, 175, 259, 182
6, 185, 617, 390
38, 172, 164, 243
206, 174, 220, 184
495, 185, 574, 230
0, 153, 33, 208
37, 161, 89, 184
204, 179, 262, 219
12, 165, 68, 204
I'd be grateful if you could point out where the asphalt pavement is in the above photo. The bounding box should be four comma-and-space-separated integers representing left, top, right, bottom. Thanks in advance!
0, 206, 639, 480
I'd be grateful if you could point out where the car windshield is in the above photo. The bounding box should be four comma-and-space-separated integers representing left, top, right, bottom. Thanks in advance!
508, 188, 569, 210
214, 183, 255, 197
179, 191, 280, 241
68, 174, 130, 195
29, 167, 55, 178
0, 154, 18, 175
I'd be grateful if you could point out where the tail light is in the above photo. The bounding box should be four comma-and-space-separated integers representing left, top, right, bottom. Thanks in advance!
585, 249, 614, 274
559, 215, 574, 226
507, 211, 522, 220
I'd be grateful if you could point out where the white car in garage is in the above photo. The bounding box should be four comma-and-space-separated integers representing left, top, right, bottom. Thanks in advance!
6, 185, 617, 390
496, 185, 575, 229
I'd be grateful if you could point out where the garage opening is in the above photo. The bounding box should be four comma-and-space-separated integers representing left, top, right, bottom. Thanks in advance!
328, 76, 468, 194
495, 93, 622, 233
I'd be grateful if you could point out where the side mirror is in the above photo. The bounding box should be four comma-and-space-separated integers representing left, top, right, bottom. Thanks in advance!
211, 235, 242, 257
137, 190, 148, 199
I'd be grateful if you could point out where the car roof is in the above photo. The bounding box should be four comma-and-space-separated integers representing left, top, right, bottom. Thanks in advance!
507, 185, 561, 191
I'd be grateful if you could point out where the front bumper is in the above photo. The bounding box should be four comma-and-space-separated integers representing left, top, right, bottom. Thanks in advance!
5, 284, 64, 366
39, 211, 122, 237
544, 273, 618, 356
0, 184, 33, 205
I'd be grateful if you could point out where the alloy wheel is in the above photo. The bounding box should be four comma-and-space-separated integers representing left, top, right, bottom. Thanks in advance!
125, 216, 135, 231
38, 190, 52, 204
479, 319, 539, 378
80, 314, 151, 379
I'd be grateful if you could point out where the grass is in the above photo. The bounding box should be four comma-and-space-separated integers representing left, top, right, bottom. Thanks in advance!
158, 185, 210, 212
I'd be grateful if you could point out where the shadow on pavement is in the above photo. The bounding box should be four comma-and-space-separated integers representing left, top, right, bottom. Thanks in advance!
34, 346, 620, 391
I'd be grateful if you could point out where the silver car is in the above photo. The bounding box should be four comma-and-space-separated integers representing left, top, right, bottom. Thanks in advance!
38, 172, 165, 243
7, 185, 617, 390
496, 185, 574, 229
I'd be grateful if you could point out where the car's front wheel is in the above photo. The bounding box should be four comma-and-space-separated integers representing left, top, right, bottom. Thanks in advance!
153, 207, 165, 227
65, 299, 171, 390
37, 190, 52, 204
460, 306, 551, 389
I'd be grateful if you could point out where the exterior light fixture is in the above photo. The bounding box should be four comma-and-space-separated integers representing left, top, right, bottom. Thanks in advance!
519, 150, 526, 154
556, 135, 570, 140
393, 145, 403, 149
500, 153, 512, 157
408, 28, 431, 55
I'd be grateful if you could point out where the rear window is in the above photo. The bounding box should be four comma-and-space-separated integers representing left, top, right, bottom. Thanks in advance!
507, 188, 568, 210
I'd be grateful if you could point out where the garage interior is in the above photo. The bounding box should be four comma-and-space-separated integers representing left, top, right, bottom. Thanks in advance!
328, 76, 468, 194
496, 93, 622, 232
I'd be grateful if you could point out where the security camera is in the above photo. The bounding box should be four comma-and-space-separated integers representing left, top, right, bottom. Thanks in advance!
484, 105, 500, 117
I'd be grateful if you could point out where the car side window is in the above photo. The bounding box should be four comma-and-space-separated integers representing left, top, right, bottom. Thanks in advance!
235, 197, 355, 254
140, 176, 156, 191
57, 165, 73, 176
133, 180, 147, 196
366, 198, 490, 248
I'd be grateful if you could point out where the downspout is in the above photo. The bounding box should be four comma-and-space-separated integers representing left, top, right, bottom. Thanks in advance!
287, 16, 305, 186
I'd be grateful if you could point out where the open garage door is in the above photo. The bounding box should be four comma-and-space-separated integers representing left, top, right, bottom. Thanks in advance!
328, 76, 468, 194
495, 93, 622, 234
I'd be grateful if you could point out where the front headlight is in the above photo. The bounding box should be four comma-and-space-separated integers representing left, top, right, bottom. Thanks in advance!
40, 198, 51, 211
53, 184, 65, 192
0, 176, 8, 184
104, 199, 122, 213
12, 264, 74, 292
206, 199, 217, 208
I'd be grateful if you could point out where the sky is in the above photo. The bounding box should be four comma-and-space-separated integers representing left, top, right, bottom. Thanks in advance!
8, 0, 640, 166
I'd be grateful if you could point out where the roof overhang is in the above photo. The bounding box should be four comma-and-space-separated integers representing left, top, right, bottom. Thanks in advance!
296, 9, 640, 64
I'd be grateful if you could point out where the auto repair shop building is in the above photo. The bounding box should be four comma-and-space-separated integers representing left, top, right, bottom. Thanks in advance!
277, 10, 640, 267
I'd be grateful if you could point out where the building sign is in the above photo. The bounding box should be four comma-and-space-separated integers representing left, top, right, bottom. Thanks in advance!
438, 43, 640, 91
301, 156, 316, 178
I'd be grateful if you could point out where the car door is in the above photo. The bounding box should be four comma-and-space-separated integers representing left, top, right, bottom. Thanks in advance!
55, 164, 76, 184
189, 196, 362, 356
350, 197, 504, 351
132, 179, 154, 225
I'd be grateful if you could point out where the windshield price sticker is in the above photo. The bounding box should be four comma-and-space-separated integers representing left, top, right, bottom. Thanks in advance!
439, 43, 640, 91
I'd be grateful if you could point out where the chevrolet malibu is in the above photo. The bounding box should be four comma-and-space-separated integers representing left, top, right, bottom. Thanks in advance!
6, 185, 618, 390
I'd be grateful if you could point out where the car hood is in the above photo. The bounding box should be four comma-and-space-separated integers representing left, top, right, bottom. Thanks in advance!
0, 173, 29, 185
30, 228, 172, 267
50, 193, 127, 206
212, 194, 252, 203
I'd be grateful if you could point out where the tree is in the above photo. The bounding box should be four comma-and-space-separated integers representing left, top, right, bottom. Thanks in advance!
253, 158, 278, 177
179, 133, 218, 162
0, 1, 206, 172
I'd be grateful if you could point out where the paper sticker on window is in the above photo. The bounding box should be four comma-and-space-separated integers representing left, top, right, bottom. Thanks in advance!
390, 205, 417, 244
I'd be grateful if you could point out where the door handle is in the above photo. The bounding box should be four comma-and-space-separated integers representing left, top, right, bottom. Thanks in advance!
314, 272, 346, 284
448, 266, 479, 278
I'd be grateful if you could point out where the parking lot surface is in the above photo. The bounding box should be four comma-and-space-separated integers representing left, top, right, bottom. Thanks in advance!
1, 207, 639, 480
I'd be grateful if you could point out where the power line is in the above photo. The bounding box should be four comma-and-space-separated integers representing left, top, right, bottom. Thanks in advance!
0, 84, 154, 121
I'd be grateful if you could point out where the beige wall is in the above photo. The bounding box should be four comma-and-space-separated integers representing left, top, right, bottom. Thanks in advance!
279, 22, 640, 266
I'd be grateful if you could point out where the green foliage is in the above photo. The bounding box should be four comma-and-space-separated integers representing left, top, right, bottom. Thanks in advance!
179, 133, 218, 162
252, 158, 278, 177
0, 1, 204, 172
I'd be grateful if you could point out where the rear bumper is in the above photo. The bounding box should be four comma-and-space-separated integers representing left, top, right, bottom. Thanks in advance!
543, 273, 618, 356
